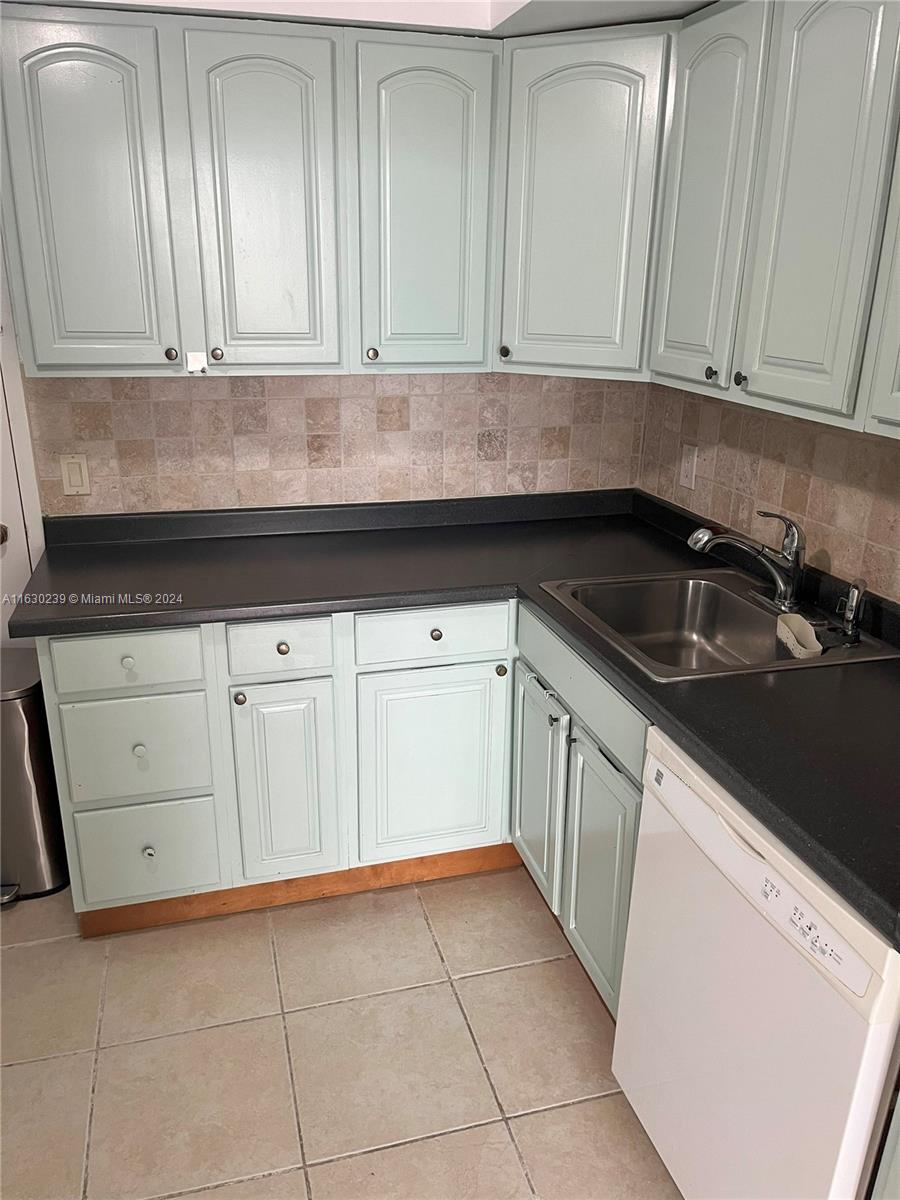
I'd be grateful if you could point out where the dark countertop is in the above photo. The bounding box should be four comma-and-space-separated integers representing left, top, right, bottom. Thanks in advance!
9, 493, 900, 950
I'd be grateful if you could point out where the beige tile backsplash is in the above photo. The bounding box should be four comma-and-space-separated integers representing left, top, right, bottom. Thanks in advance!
21, 371, 900, 602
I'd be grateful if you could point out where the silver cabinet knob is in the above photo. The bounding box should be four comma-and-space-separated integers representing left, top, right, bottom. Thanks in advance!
496, 664, 508, 677
499, 345, 511, 359
142, 845, 156, 859
121, 655, 135, 670
548, 714, 559, 727
430, 628, 443, 641
366, 347, 379, 361
132, 743, 147, 758
276, 641, 290, 656
704, 365, 718, 381
210, 347, 224, 361
164, 347, 178, 361
234, 692, 247, 706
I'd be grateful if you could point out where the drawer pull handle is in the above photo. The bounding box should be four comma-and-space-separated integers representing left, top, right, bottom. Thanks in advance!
496, 664, 508, 677
121, 655, 136, 670
276, 641, 290, 656
132, 744, 147, 758
430, 628, 443, 641
234, 692, 247, 706
142, 845, 156, 859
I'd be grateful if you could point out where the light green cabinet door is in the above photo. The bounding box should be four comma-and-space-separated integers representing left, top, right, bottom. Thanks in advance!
561, 727, 640, 1015
733, 0, 900, 416
650, 0, 771, 388
357, 661, 509, 863
184, 24, 342, 367
862, 136, 900, 440
1, 8, 182, 371
499, 30, 667, 372
350, 32, 497, 366
230, 678, 342, 880
511, 662, 570, 913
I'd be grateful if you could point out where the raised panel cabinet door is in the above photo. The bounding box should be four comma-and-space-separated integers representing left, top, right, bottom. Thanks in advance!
184, 26, 342, 366
499, 31, 667, 371
511, 662, 570, 913
862, 136, 900, 439
357, 661, 509, 863
561, 729, 640, 1015
733, 0, 900, 415
650, 0, 771, 388
1, 10, 182, 369
230, 678, 342, 880
352, 34, 497, 366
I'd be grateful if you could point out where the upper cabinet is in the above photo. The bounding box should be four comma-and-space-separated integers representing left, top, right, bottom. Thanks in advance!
183, 25, 343, 368
650, 1, 771, 389
348, 32, 498, 368
1, 11, 183, 372
861, 135, 900, 439
498, 30, 668, 374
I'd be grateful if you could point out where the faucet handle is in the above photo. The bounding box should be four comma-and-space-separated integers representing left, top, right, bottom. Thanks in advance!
756, 511, 806, 558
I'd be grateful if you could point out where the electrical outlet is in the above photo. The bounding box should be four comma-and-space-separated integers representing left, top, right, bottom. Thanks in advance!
60, 453, 91, 496
679, 443, 698, 490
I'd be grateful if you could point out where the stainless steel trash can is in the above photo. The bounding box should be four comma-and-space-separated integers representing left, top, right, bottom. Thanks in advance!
1, 647, 67, 901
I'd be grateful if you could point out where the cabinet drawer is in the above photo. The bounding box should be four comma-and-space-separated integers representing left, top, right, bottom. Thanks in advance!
73, 796, 221, 905
60, 692, 212, 805
355, 603, 509, 666
50, 628, 203, 695
226, 618, 332, 676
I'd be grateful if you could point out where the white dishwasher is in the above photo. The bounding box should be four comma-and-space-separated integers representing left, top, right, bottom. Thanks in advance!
613, 728, 900, 1200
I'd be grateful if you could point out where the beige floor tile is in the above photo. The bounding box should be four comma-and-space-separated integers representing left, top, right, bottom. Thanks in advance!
1, 888, 78, 946
185, 1168, 307, 1199
418, 868, 569, 975
1, 1052, 93, 1200
287, 983, 498, 1161
457, 957, 616, 1114
309, 1123, 532, 1200
512, 1095, 681, 1200
87, 1017, 300, 1199
273, 887, 444, 1010
101, 912, 279, 1044
1, 937, 106, 1063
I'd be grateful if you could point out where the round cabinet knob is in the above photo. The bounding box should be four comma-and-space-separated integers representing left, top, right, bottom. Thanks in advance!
548, 713, 559, 728
430, 628, 443, 642
704, 365, 718, 381
164, 347, 178, 361
142, 846, 156, 859
366, 347, 380, 361
499, 345, 511, 360
276, 641, 290, 656
734, 371, 748, 387
234, 692, 247, 706
132, 743, 147, 758
210, 347, 224, 362
121, 655, 135, 670
496, 664, 508, 677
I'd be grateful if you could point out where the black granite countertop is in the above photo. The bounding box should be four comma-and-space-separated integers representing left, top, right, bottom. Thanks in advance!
9, 490, 900, 950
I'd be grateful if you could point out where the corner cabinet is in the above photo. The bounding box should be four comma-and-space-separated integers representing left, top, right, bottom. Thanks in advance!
497, 29, 668, 374
861, 135, 900, 439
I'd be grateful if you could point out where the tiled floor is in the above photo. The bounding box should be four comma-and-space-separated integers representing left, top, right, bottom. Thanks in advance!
0, 868, 680, 1200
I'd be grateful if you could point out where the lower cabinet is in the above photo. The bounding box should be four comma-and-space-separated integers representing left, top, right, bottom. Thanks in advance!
230, 678, 342, 879
357, 661, 509, 863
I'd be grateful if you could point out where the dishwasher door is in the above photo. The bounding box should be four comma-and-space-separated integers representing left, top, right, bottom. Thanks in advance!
612, 732, 900, 1200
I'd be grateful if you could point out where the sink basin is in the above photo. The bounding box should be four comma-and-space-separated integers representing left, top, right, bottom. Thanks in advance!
541, 569, 900, 681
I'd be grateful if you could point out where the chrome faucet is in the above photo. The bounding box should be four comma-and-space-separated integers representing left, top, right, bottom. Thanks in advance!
687, 511, 806, 613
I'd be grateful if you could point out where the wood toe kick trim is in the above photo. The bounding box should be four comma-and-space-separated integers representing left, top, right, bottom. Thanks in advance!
78, 843, 522, 937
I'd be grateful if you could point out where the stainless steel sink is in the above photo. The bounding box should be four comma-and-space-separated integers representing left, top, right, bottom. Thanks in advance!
540, 569, 900, 681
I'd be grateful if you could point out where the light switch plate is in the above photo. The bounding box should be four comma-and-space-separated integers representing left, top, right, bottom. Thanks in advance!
60, 453, 90, 496
679, 443, 698, 490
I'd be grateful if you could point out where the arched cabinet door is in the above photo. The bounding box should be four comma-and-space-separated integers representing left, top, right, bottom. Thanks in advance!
499, 32, 667, 373
184, 26, 342, 368
1, 13, 182, 371
650, 2, 771, 388
861, 135, 900, 440
351, 33, 498, 367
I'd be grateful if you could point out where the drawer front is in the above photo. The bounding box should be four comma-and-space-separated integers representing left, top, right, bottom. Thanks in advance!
60, 692, 212, 804
355, 603, 510, 666
74, 796, 221, 905
51, 628, 204, 695
518, 605, 648, 783
226, 618, 333, 677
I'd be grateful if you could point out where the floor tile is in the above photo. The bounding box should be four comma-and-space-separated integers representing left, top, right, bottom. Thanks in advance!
512, 1095, 681, 1199
101, 912, 279, 1044
186, 1169, 307, 1199
274, 887, 444, 1009
287, 983, 498, 1161
1, 937, 106, 1063
309, 1123, 531, 1199
0, 1052, 93, 1200
87, 1017, 300, 1199
1, 887, 78, 946
418, 868, 568, 975
457, 957, 616, 1114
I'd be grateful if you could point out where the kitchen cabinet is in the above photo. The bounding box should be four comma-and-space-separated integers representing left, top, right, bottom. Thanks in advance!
650, 0, 771, 389
357, 660, 509, 863
861, 135, 900, 440
230, 677, 342, 880
511, 662, 569, 912
183, 24, 343, 368
1, 9, 183, 372
497, 29, 668, 374
561, 728, 640, 1015
348, 32, 498, 368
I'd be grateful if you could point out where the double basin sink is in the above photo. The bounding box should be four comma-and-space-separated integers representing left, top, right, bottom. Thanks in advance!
541, 569, 900, 682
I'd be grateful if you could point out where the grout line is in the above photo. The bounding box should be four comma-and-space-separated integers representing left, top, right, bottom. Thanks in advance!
506, 1086, 624, 1121
303, 1115, 507, 1168
0, 931, 81, 950
80, 941, 110, 1200
269, 911, 312, 1200
2, 1045, 101, 1069
282, 975, 448, 1016
130, 1163, 306, 1200
95, 1008, 283, 1051
452, 951, 574, 981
